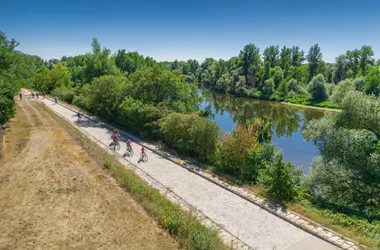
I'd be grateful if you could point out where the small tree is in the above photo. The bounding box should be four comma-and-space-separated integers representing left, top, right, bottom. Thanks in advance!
221, 121, 261, 175
262, 79, 275, 97
330, 79, 355, 104
258, 151, 300, 202
277, 80, 289, 98
307, 74, 327, 100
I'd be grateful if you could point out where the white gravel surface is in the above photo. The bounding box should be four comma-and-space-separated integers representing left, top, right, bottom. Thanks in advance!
42, 99, 340, 250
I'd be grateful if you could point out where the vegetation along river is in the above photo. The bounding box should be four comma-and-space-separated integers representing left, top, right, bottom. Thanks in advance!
201, 88, 325, 173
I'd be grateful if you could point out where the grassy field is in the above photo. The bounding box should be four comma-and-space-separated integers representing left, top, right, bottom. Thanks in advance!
0, 100, 179, 249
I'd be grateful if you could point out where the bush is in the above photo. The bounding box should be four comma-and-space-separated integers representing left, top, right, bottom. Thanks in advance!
159, 113, 221, 161
258, 151, 301, 202
241, 143, 276, 183
0, 81, 16, 126
262, 79, 275, 98
117, 96, 170, 139
330, 79, 355, 105
52, 86, 76, 103
353, 77, 366, 91
307, 74, 327, 100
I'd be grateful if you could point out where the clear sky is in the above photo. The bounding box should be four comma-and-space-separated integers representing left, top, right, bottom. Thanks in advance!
1, 0, 380, 62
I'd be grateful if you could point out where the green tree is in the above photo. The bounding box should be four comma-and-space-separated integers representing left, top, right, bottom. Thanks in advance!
279, 46, 292, 69
262, 79, 275, 97
263, 45, 279, 68
291, 46, 305, 67
277, 80, 289, 98
307, 74, 327, 100
160, 113, 221, 161
359, 45, 374, 76
127, 66, 201, 113
303, 91, 380, 210
364, 66, 380, 96
334, 55, 348, 83
330, 79, 355, 104
258, 151, 300, 202
306, 44, 323, 81
353, 76, 366, 91
239, 44, 261, 76
81, 75, 127, 116
272, 66, 283, 87
346, 49, 361, 77
83, 38, 120, 83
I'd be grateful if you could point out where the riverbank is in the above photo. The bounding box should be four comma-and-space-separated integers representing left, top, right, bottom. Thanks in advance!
280, 101, 341, 112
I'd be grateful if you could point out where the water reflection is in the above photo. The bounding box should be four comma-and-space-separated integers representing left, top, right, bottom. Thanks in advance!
201, 88, 325, 170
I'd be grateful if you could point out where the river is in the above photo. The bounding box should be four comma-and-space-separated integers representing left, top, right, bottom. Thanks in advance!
200, 88, 325, 173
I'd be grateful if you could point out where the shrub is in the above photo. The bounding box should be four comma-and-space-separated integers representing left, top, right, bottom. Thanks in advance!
219, 119, 271, 175
330, 79, 355, 105
353, 77, 366, 91
258, 151, 301, 202
52, 86, 76, 103
117, 96, 169, 139
241, 143, 276, 183
159, 113, 221, 161
262, 79, 275, 98
307, 74, 327, 100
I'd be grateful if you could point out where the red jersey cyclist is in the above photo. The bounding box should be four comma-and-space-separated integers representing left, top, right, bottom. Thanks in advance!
113, 129, 120, 144
126, 139, 132, 150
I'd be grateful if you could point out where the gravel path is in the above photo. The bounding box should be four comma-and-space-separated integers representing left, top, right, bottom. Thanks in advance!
41, 99, 340, 250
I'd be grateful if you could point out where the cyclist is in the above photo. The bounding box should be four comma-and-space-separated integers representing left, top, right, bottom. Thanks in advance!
138, 145, 147, 163
77, 112, 82, 120
126, 139, 132, 151
19, 92, 22, 101
36, 92, 39, 99
54, 95, 58, 103
113, 129, 120, 137
113, 133, 120, 146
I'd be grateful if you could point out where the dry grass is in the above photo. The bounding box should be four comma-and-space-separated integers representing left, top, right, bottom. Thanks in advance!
0, 100, 178, 250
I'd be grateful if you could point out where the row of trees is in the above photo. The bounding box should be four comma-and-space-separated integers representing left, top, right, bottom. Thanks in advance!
0, 31, 43, 140
163, 44, 380, 104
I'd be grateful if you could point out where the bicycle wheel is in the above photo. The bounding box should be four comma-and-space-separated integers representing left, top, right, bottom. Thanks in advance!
143, 152, 148, 162
129, 148, 134, 157
115, 142, 121, 150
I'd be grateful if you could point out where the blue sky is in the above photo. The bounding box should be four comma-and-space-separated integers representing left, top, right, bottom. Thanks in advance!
1, 0, 380, 62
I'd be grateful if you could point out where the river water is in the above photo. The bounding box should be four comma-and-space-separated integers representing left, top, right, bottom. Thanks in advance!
200, 88, 325, 172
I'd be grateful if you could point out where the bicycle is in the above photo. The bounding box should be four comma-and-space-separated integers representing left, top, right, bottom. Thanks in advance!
111, 140, 120, 150
125, 145, 134, 157
139, 151, 148, 162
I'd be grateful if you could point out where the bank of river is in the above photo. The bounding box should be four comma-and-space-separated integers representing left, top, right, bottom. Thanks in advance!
201, 88, 326, 173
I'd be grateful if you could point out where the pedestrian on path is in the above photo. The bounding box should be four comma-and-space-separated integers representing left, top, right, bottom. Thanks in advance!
19, 92, 22, 101
36, 92, 39, 99
42, 92, 46, 99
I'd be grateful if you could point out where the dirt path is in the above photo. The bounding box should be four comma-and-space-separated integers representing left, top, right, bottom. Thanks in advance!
0, 100, 177, 249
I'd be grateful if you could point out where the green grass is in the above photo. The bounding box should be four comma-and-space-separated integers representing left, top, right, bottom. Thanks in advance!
285, 94, 341, 109
290, 193, 380, 249
44, 104, 229, 250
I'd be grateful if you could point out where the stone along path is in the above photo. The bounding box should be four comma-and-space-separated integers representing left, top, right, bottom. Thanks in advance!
40, 98, 340, 250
